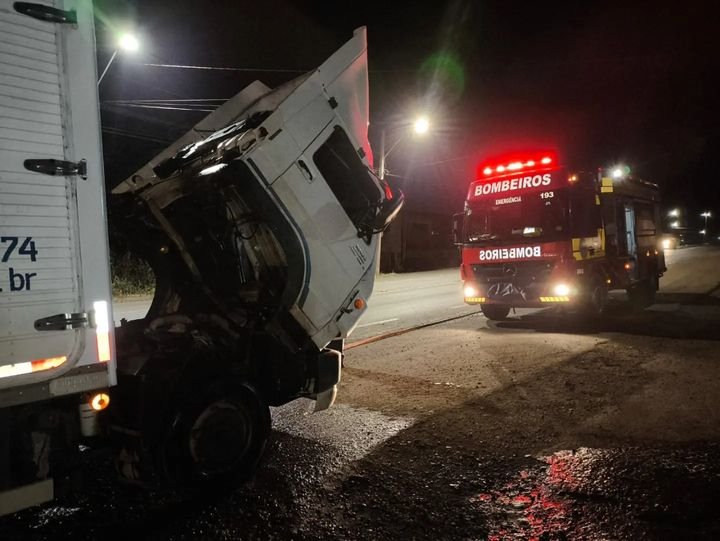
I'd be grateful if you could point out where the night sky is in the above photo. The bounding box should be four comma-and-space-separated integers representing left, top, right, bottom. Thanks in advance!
96, 0, 719, 230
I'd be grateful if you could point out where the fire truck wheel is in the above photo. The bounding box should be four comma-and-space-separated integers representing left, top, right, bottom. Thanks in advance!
628, 278, 656, 311
481, 304, 511, 321
160, 380, 271, 495
585, 282, 608, 316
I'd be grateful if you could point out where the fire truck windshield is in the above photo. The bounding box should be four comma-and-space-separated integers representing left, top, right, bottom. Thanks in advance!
465, 190, 568, 245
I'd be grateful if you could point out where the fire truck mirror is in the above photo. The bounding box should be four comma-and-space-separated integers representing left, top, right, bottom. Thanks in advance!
451, 213, 464, 245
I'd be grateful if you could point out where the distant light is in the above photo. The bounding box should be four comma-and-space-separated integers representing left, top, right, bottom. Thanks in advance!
611, 167, 624, 179
700, 229, 707, 235
118, 33, 140, 52
568, 174, 578, 183
661, 238, 672, 250
670, 221, 680, 229
668, 209, 679, 217
413, 116, 430, 135
701, 211, 712, 218
540, 157, 552, 165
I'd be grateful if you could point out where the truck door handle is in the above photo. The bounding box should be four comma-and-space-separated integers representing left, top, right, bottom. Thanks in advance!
297, 160, 313, 181
35, 312, 89, 331
24, 159, 87, 179
13, 2, 77, 24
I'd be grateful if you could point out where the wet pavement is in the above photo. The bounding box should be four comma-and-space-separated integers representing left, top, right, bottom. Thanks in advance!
3, 402, 720, 539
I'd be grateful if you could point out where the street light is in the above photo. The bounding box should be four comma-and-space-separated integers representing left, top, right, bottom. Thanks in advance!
701, 211, 712, 234
668, 208, 679, 218
374, 115, 431, 274
98, 32, 140, 86
377, 115, 431, 180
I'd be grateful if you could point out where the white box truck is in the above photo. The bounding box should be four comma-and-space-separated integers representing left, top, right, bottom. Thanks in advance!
1, 0, 401, 514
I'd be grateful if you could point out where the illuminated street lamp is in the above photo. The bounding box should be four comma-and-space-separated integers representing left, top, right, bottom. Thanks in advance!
668, 209, 679, 218
377, 115, 431, 180
374, 115, 431, 274
701, 211, 712, 234
98, 32, 140, 86
670, 221, 680, 229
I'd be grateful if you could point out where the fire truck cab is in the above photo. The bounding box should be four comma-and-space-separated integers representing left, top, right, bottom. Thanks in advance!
455, 151, 665, 320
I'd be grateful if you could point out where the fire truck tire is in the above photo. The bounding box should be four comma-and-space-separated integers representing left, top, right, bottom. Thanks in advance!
160, 380, 271, 495
585, 282, 608, 316
628, 278, 656, 311
481, 304, 511, 321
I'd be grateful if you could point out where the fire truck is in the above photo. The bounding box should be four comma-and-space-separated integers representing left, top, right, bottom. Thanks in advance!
455, 151, 665, 320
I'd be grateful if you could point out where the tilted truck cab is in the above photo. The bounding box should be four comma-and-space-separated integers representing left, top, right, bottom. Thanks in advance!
108, 26, 402, 490
0, 2, 401, 513
456, 151, 664, 320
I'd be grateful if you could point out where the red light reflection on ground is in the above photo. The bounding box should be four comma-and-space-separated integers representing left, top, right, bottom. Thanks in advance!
471, 450, 589, 540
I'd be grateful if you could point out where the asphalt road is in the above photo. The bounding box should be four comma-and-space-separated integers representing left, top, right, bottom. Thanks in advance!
112, 267, 510, 341
3, 245, 720, 540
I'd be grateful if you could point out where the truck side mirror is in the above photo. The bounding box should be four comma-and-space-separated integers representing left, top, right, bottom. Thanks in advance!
452, 213, 464, 245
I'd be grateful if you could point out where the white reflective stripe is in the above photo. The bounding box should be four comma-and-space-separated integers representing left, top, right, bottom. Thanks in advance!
93, 300, 110, 332
0, 361, 33, 378
93, 300, 111, 362
0, 356, 66, 379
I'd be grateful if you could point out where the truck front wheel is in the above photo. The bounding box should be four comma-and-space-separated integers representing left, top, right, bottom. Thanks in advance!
627, 277, 657, 311
161, 380, 271, 494
481, 304, 511, 321
583, 282, 608, 316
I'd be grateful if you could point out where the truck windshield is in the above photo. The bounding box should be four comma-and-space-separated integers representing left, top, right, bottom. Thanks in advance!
465, 190, 568, 245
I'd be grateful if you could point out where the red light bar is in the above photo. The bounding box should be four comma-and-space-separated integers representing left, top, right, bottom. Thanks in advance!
478, 150, 559, 178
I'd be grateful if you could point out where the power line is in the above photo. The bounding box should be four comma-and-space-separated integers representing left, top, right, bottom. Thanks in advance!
104, 98, 228, 103
134, 62, 307, 73
103, 102, 216, 112
102, 127, 172, 144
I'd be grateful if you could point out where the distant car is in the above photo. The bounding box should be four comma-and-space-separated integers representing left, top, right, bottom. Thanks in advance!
660, 232, 679, 250
661, 228, 704, 250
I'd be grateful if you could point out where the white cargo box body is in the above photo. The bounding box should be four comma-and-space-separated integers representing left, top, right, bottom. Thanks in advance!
0, 0, 115, 405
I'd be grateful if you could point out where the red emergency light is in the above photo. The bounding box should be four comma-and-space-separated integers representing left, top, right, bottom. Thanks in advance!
478, 150, 559, 179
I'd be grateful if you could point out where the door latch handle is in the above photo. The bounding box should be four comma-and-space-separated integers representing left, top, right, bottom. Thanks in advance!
35, 312, 89, 331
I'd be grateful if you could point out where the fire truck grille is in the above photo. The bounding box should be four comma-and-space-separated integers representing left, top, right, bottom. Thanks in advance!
470, 261, 555, 288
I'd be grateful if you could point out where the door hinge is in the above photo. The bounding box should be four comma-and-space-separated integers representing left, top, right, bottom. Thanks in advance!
35, 312, 89, 332
13, 2, 77, 24
24, 159, 87, 179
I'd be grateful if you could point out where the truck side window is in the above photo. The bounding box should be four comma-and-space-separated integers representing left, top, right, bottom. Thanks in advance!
570, 191, 602, 237
313, 126, 381, 231
635, 203, 656, 235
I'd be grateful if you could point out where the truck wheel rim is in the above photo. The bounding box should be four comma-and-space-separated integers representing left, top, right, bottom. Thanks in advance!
188, 399, 253, 476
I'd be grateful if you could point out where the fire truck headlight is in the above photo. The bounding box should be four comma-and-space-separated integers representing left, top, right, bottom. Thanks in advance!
464, 285, 479, 298
553, 283, 571, 296
661, 238, 672, 250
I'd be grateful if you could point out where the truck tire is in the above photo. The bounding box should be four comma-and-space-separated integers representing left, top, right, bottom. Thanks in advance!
627, 277, 656, 311
584, 282, 608, 316
160, 380, 271, 495
481, 304, 511, 321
